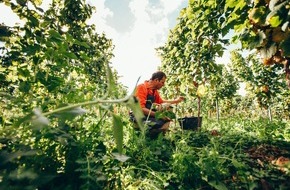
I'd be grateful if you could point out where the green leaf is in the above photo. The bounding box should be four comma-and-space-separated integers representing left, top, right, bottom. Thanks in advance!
226, 12, 239, 26
48, 29, 64, 41
112, 114, 123, 155
186, 7, 194, 19
65, 33, 74, 42
0, 65, 6, 72
106, 63, 117, 96
31, 108, 50, 130
225, 0, 239, 9
232, 158, 245, 168
208, 180, 228, 190
112, 152, 130, 162
34, 0, 43, 6
126, 92, 145, 131
249, 7, 266, 24
0, 150, 37, 166
259, 43, 277, 59
280, 36, 290, 57
234, 0, 247, 11
54, 106, 87, 121
0, 24, 12, 38
268, 15, 282, 27
28, 15, 39, 27
155, 110, 176, 120
62, 51, 78, 59
74, 39, 90, 48
36, 73, 64, 92
19, 81, 31, 93
22, 44, 41, 55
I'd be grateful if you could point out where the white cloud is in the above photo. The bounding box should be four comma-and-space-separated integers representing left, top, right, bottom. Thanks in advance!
0, 4, 22, 26
160, 0, 185, 15
87, 0, 117, 39
0, 0, 53, 26
129, 0, 150, 21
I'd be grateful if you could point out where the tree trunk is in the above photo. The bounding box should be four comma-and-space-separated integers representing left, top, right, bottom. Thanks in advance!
216, 97, 220, 121
197, 96, 201, 129
268, 106, 272, 121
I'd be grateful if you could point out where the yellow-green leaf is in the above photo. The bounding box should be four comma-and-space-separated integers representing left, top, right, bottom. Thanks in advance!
126, 93, 145, 131
34, 0, 43, 6
197, 84, 207, 97
106, 63, 117, 96
268, 15, 282, 27
112, 114, 123, 154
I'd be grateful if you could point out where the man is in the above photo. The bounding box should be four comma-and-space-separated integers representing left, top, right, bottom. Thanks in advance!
131, 71, 184, 137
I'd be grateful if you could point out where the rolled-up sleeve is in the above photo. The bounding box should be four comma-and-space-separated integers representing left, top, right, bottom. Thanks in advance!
135, 84, 147, 108
154, 91, 163, 104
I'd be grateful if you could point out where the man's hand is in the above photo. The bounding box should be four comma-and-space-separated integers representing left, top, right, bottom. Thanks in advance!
161, 103, 172, 110
176, 96, 185, 103
153, 103, 172, 111
163, 116, 173, 121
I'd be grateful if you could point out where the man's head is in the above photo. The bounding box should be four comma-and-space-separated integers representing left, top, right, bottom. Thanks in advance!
150, 71, 166, 90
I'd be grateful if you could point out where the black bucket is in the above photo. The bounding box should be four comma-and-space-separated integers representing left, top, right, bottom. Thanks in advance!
178, 116, 202, 130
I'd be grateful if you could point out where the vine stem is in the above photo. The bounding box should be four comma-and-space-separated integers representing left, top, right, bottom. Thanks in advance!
42, 95, 131, 117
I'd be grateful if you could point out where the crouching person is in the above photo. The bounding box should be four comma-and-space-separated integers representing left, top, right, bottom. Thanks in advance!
130, 71, 184, 138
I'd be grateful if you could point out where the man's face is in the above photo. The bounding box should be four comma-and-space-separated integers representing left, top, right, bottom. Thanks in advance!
155, 77, 166, 89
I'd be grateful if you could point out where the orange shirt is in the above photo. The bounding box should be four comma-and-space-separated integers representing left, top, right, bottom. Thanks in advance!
135, 81, 164, 108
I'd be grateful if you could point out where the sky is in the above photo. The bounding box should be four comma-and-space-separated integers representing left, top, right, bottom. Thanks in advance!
86, 0, 189, 92
0, 0, 240, 94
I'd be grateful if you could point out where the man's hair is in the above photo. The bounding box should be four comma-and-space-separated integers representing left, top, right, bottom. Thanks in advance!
150, 71, 166, 81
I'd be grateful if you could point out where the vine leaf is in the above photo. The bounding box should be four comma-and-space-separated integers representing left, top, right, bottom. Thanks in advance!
208, 180, 228, 190
126, 81, 145, 131
31, 108, 50, 130
0, 150, 38, 166
112, 153, 130, 162
112, 114, 123, 155
54, 106, 87, 120
155, 110, 176, 120
259, 43, 277, 59
106, 63, 118, 97
48, 29, 64, 41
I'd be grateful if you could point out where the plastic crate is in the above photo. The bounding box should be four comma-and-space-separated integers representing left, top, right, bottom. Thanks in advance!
178, 116, 202, 130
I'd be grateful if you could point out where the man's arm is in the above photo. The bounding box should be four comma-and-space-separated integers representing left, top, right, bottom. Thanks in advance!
162, 96, 185, 104
142, 107, 156, 117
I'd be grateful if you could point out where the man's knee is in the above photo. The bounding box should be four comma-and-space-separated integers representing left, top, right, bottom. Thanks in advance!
160, 122, 170, 131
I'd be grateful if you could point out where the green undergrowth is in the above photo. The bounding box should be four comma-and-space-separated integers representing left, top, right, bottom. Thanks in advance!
119, 116, 290, 190
1, 116, 290, 190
